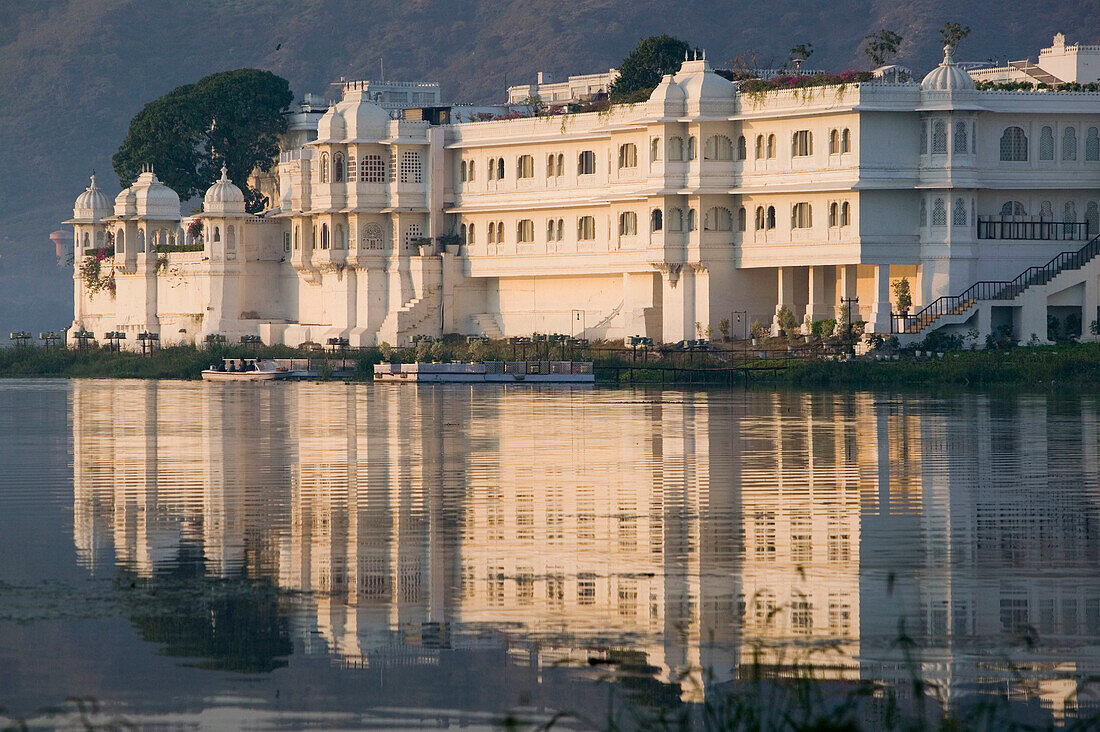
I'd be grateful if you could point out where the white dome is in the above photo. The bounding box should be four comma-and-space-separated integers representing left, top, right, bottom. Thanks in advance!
131, 169, 181, 220
315, 106, 347, 142
315, 88, 391, 143
73, 174, 112, 221
921, 45, 976, 91
673, 55, 736, 114
647, 74, 686, 116
203, 166, 246, 215
114, 185, 137, 218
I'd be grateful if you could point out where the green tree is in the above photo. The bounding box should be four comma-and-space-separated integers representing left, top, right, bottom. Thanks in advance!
113, 69, 293, 213
609, 34, 693, 102
862, 29, 903, 68
939, 22, 971, 49
892, 277, 912, 314
788, 43, 813, 70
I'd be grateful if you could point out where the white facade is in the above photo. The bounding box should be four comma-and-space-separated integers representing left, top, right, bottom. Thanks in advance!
969, 34, 1100, 86
66, 45, 1100, 348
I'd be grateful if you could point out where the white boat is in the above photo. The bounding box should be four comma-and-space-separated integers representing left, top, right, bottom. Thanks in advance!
201, 358, 329, 381
374, 361, 594, 384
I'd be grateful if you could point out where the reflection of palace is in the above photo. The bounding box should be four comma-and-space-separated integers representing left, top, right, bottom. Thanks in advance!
73, 383, 1100, 718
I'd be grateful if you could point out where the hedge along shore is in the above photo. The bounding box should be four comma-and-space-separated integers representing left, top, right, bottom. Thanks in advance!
3, 340, 1100, 388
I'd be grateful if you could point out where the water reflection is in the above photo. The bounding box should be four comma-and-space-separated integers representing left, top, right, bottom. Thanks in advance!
71, 382, 1100, 723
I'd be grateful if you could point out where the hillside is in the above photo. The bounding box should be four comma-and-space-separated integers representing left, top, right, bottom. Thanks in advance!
1, 0, 1097, 336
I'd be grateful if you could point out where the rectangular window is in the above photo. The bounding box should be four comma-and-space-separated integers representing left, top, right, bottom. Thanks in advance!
578, 573, 596, 605
577, 216, 596, 240
792, 130, 813, 157
517, 155, 534, 179
361, 154, 384, 183
792, 202, 813, 229
399, 151, 422, 183
517, 219, 535, 242
578, 150, 596, 175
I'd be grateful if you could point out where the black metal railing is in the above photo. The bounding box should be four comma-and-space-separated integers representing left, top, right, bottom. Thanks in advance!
892, 233, 1100, 334
977, 217, 1090, 241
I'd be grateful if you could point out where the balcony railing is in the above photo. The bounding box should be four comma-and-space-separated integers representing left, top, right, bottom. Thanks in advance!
977, 217, 1090, 241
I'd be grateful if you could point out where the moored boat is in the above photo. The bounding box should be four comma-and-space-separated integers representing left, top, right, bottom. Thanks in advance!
374, 361, 594, 384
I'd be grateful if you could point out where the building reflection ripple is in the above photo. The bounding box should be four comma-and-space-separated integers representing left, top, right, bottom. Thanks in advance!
72, 382, 1100, 722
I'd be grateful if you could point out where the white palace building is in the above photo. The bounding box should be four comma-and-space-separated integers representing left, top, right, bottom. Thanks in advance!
65, 37, 1100, 348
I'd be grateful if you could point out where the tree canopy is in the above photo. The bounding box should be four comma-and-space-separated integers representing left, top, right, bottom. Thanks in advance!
862, 29, 903, 68
609, 34, 693, 102
112, 69, 293, 213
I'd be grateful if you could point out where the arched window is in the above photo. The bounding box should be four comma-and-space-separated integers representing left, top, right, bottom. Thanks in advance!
766, 206, 776, 230
496, 157, 505, 180
755, 134, 765, 159
321, 223, 330, 250
488, 221, 496, 244
650, 137, 661, 162
829, 129, 839, 155
578, 150, 596, 175
116, 229, 125, 254
953, 121, 968, 153
651, 208, 663, 232
755, 206, 765, 230
496, 221, 504, 243
767, 134, 777, 159
226, 224, 236, 251
841, 128, 851, 153
669, 137, 683, 161
556, 219, 564, 241
546, 154, 556, 177
737, 206, 746, 231
618, 143, 638, 169
1000, 127, 1028, 161
333, 153, 344, 182
460, 160, 467, 182
361, 154, 384, 182
1063, 127, 1078, 161
517, 155, 534, 178
737, 135, 747, 160
932, 121, 947, 154
687, 136, 697, 161
1087, 202, 1099, 236
704, 135, 733, 161
1000, 201, 1026, 217
791, 202, 812, 229
82, 231, 90, 252
467, 160, 475, 182
687, 208, 697, 231
703, 207, 732, 231
1041, 201, 1054, 219
577, 216, 596, 240
920, 199, 927, 227
556, 154, 564, 176
1087, 128, 1100, 162
488, 158, 497, 181
466, 223, 474, 245
932, 199, 947, 226
546, 219, 556, 241
1040, 126, 1055, 160
1065, 201, 1077, 223
461, 223, 467, 243
921, 120, 928, 154
517, 219, 534, 242
841, 201, 850, 227
829, 202, 839, 227
792, 130, 813, 157
952, 197, 966, 226
669, 208, 683, 231
319, 153, 329, 183
337, 223, 348, 250
618, 211, 637, 236
211, 227, 219, 243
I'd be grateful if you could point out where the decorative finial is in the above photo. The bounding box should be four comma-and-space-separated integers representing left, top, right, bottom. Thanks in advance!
943, 43, 955, 65
685, 50, 689, 61
702, 49, 707, 61
220, 165, 229, 181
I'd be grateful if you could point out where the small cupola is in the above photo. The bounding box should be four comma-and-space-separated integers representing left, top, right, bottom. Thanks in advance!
203, 166, 246, 215
921, 44, 976, 92
72, 173, 112, 222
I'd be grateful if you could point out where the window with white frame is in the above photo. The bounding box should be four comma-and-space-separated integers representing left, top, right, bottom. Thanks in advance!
399, 151, 422, 183
791, 202, 812, 228
1001, 201, 1026, 217
932, 121, 947, 154
555, 218, 563, 240
687, 136, 697, 161
841, 201, 850, 227
755, 206, 765, 230
1063, 127, 1078, 161
704, 206, 732, 231
555, 153, 564, 176
319, 152, 329, 183
321, 223, 330, 249
496, 157, 505, 180
618, 211, 637, 236
577, 215, 596, 240
405, 223, 423, 249
755, 134, 765, 159
578, 150, 596, 175
618, 143, 638, 169
704, 135, 733, 161
488, 221, 496, 244
1041, 201, 1054, 219
829, 129, 840, 155
1065, 201, 1077, 223
651, 208, 662, 231
932, 198, 947, 226
841, 128, 851, 153
738, 206, 746, 231
460, 160, 468, 183
737, 135, 747, 160
1040, 126, 1055, 160
496, 221, 504, 243
792, 130, 813, 157
766, 206, 776, 230
546, 219, 556, 240
467, 159, 476, 181
650, 137, 661, 162
361, 154, 384, 182
829, 202, 838, 227
517, 155, 534, 178
687, 208, 697, 231
362, 222, 384, 249
766, 134, 777, 159
334, 153, 345, 182
517, 219, 534, 242
952, 197, 966, 226
953, 121, 968, 153
1000, 127, 1028, 161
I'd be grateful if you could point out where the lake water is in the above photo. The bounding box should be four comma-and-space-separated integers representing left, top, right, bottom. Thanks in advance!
1, 379, 1099, 729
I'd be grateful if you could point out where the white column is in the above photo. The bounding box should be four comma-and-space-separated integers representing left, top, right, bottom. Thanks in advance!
867, 264, 891, 334
803, 265, 832, 333
836, 264, 858, 322
772, 267, 796, 336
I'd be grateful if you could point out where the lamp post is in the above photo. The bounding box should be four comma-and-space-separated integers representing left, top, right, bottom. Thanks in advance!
9, 331, 31, 348
105, 331, 126, 352
73, 330, 95, 349
38, 332, 61, 349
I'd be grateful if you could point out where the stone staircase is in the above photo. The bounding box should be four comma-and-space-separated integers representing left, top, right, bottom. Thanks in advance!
895, 233, 1100, 337
378, 289, 441, 345
468, 313, 504, 338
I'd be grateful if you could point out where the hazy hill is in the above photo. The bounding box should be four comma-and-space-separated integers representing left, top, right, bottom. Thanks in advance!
1, 0, 1097, 336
